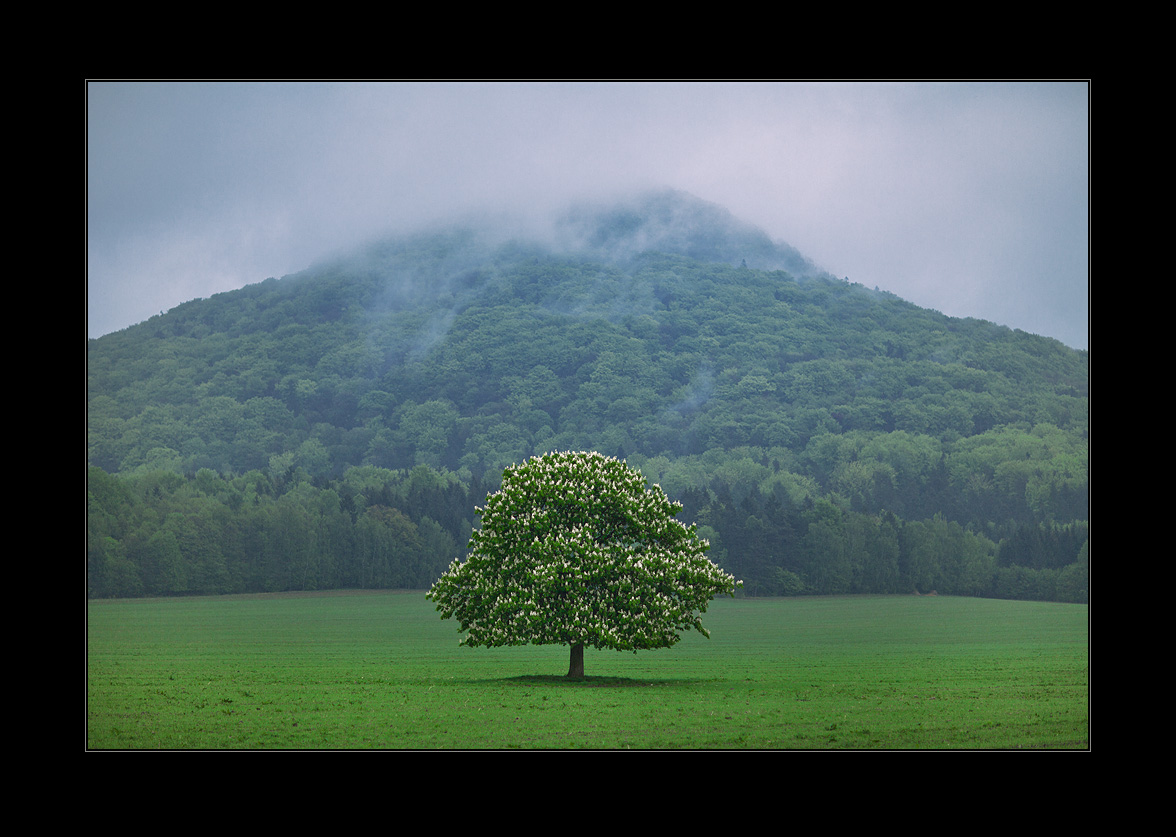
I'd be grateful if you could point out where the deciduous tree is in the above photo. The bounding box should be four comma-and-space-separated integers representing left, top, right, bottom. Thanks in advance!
427, 451, 739, 677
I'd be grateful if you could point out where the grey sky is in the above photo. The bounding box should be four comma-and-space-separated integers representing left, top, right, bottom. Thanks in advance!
87, 81, 1089, 349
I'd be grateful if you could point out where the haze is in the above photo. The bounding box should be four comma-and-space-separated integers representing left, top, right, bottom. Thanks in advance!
86, 81, 1089, 350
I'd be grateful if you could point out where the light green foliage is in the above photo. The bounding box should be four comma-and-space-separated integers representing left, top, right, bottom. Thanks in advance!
427, 451, 739, 656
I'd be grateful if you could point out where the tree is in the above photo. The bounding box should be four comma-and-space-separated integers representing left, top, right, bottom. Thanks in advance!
427, 451, 740, 678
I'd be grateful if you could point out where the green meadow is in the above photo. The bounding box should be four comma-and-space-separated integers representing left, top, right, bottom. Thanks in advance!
87, 591, 1088, 749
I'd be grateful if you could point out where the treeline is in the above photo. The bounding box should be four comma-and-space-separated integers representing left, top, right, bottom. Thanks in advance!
680, 486, 1087, 602
87, 463, 484, 599
87, 462, 1087, 603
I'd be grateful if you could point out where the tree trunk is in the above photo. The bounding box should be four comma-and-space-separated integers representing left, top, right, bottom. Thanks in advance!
567, 642, 584, 679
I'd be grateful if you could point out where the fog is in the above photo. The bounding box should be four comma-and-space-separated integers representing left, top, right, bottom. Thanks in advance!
87, 81, 1089, 349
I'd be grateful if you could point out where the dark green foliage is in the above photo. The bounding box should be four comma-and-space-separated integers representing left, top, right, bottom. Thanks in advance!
88, 191, 1088, 602
87, 464, 474, 598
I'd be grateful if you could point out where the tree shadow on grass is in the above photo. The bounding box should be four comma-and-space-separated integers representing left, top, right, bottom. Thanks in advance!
495, 674, 711, 688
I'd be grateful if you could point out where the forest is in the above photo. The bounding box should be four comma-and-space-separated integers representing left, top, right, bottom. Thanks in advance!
87, 191, 1089, 603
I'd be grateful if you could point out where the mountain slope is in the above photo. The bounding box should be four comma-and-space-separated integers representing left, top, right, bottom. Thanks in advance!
87, 190, 1088, 600
88, 190, 1087, 523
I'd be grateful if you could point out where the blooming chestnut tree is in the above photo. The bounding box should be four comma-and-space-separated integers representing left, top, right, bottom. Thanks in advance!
426, 451, 740, 678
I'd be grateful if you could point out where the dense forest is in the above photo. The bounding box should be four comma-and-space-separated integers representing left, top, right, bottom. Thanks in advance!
87, 191, 1089, 602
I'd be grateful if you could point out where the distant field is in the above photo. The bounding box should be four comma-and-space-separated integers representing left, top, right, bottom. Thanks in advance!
87, 591, 1089, 749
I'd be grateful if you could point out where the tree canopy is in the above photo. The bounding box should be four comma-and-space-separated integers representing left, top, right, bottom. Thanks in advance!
88, 192, 1087, 605
426, 451, 740, 677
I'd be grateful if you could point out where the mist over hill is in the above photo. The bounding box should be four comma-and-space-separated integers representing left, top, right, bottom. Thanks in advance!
550, 189, 824, 275
280, 189, 828, 323
87, 190, 1088, 601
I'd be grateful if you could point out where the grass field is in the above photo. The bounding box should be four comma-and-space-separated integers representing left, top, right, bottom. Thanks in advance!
87, 591, 1089, 749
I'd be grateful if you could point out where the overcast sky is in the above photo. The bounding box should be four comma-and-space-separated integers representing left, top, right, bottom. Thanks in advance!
87, 81, 1089, 349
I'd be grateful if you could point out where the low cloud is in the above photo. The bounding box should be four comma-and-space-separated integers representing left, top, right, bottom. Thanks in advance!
87, 81, 1088, 349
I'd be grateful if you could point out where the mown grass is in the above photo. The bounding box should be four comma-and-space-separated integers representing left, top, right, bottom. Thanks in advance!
87, 591, 1088, 749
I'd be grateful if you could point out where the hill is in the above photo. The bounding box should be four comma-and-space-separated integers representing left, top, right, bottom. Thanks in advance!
87, 190, 1088, 600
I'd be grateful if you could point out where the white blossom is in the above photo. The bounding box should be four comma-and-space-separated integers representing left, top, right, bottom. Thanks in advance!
427, 451, 740, 656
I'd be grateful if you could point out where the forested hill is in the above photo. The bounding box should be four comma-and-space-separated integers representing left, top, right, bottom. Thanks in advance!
87, 190, 1089, 601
